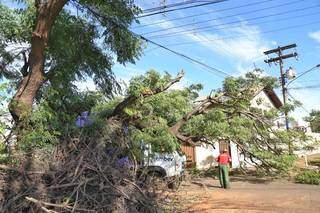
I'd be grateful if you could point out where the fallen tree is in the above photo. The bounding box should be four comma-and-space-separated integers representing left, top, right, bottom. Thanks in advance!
0, 69, 310, 212
106, 69, 308, 172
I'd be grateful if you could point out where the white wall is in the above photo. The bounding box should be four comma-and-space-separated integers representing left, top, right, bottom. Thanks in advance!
194, 142, 241, 169
230, 142, 240, 168
250, 91, 273, 110
195, 143, 219, 169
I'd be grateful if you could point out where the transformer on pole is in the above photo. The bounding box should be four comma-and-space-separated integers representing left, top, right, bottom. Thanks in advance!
264, 44, 298, 154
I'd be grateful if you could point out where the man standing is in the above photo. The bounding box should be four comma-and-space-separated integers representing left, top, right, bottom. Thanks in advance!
216, 149, 231, 189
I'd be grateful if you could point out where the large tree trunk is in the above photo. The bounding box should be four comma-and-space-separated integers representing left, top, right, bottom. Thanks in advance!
9, 0, 67, 122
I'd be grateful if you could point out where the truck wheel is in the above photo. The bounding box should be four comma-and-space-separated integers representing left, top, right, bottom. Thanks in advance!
144, 172, 165, 195
167, 176, 182, 191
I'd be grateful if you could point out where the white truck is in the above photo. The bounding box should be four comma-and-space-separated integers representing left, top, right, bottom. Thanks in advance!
140, 144, 186, 190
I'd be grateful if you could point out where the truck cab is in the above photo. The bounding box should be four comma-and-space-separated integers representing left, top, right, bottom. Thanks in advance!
140, 144, 186, 189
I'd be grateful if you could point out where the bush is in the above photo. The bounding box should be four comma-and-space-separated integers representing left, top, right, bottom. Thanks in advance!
295, 169, 320, 185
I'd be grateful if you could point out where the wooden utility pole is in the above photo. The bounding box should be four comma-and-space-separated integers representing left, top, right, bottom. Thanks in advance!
264, 44, 298, 154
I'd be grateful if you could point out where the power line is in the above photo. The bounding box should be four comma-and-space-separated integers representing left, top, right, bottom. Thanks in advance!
137, 0, 227, 18
288, 84, 320, 90
143, 0, 202, 13
139, 35, 231, 78
149, 11, 319, 39
144, 4, 319, 36
143, 0, 309, 35
134, 0, 277, 29
73, 1, 231, 79
287, 92, 310, 113
155, 20, 320, 47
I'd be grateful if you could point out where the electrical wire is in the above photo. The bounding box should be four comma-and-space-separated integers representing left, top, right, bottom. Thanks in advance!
148, 11, 319, 39
287, 64, 320, 87
137, 0, 227, 18
143, 0, 204, 13
134, 0, 277, 29
288, 85, 320, 90
155, 20, 320, 47
287, 92, 310, 113
143, 4, 319, 36
72, 0, 232, 79
139, 35, 231, 78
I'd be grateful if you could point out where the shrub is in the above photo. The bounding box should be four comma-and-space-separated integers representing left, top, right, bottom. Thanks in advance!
295, 169, 320, 185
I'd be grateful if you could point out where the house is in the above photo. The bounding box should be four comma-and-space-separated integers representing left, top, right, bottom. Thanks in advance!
181, 88, 284, 169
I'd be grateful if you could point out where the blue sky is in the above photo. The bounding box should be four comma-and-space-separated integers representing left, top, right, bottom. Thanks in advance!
112, 0, 320, 124
2, 0, 320, 124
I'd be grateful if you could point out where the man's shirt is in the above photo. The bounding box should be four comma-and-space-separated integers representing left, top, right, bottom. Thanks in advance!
217, 153, 231, 165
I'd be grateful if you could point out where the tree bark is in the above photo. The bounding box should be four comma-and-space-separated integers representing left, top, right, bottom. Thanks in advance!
169, 93, 224, 141
9, 0, 67, 122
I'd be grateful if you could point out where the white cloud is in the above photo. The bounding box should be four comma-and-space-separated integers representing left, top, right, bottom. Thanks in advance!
185, 23, 270, 64
309, 31, 320, 43
139, 17, 271, 75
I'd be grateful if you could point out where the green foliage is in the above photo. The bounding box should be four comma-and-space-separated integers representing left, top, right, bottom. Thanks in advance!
16, 86, 106, 152
183, 110, 229, 139
128, 70, 171, 97
253, 149, 297, 172
0, 142, 9, 163
0, 82, 14, 163
223, 71, 277, 97
18, 104, 60, 152
92, 97, 122, 118
0, 0, 142, 95
304, 110, 320, 133
132, 117, 179, 153
92, 70, 307, 171
280, 101, 302, 115
141, 86, 199, 126
295, 169, 320, 185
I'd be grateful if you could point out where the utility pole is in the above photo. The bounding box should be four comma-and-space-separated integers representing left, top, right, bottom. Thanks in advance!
264, 44, 298, 154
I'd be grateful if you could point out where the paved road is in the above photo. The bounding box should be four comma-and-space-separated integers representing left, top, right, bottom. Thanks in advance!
175, 177, 320, 213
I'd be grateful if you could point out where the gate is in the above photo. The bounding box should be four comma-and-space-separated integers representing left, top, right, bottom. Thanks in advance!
181, 145, 196, 168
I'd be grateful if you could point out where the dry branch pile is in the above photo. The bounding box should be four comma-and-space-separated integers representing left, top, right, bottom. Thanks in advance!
1, 132, 160, 212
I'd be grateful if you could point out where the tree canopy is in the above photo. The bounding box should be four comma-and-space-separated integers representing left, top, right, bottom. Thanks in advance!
91, 69, 306, 172
0, 0, 142, 121
305, 110, 320, 133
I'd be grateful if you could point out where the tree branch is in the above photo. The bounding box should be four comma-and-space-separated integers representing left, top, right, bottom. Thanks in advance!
169, 92, 225, 139
109, 70, 184, 118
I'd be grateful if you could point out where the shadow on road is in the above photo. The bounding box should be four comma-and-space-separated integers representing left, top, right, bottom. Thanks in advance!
230, 175, 273, 184
191, 181, 221, 188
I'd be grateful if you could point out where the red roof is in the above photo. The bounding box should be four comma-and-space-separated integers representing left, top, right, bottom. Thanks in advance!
263, 89, 283, 109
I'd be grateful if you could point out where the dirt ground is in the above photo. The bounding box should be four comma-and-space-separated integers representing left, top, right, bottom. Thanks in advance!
167, 176, 320, 213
